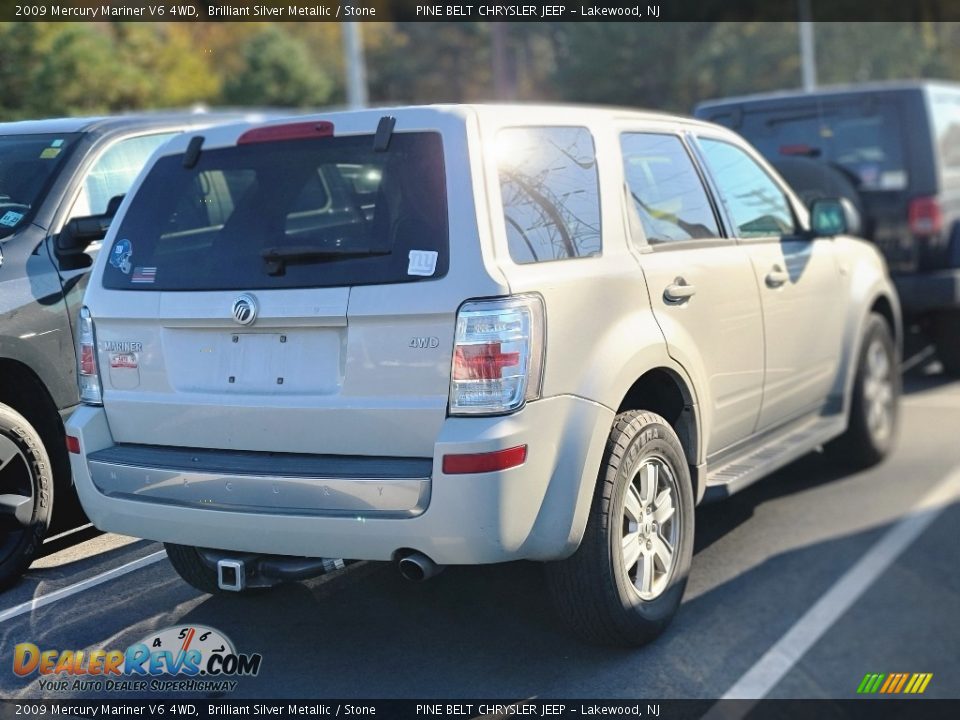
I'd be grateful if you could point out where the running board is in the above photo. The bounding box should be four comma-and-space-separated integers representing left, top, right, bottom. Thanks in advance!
704, 415, 847, 501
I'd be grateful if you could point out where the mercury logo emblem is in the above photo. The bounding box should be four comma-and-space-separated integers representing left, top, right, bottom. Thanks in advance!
231, 294, 258, 326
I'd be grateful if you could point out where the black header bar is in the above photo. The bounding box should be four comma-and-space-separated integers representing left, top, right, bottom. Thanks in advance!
2, 699, 959, 720
0, 0, 958, 23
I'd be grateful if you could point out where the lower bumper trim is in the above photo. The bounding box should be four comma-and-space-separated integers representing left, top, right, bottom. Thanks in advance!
88, 459, 430, 518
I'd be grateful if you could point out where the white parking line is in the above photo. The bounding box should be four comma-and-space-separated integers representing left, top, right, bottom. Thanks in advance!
707, 466, 960, 711
0, 550, 166, 625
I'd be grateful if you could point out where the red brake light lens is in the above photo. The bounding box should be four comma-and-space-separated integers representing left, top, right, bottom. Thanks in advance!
453, 343, 521, 381
80, 345, 97, 376
442, 445, 528, 475
237, 121, 334, 145
908, 196, 943, 236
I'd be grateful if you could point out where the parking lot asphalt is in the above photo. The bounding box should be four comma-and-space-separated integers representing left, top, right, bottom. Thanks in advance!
1, 362, 958, 701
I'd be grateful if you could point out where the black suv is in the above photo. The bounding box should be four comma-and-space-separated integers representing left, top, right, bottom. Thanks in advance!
0, 113, 247, 588
696, 81, 960, 373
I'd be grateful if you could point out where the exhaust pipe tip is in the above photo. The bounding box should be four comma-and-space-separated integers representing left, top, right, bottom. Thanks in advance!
398, 552, 444, 582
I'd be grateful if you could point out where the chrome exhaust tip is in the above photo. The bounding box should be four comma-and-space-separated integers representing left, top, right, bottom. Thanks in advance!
398, 552, 444, 582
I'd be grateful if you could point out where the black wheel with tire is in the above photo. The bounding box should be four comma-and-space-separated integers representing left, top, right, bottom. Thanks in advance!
771, 156, 865, 219
165, 543, 230, 595
828, 313, 900, 468
546, 410, 694, 646
933, 311, 960, 377
0, 403, 54, 589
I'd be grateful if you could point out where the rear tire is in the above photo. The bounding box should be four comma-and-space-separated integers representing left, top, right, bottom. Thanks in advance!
933, 311, 960, 377
0, 403, 54, 589
771, 156, 865, 219
546, 411, 694, 646
165, 544, 225, 594
828, 313, 899, 468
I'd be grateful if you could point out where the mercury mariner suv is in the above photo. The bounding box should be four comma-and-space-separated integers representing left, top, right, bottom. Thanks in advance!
65, 106, 901, 646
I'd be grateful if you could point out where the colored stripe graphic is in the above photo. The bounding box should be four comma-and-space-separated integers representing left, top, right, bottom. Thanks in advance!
857, 672, 932, 694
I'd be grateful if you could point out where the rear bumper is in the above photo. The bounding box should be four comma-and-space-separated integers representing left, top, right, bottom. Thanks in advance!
894, 270, 960, 316
66, 395, 613, 565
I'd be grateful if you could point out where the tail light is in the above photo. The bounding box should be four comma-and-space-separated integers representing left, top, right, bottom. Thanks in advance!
908, 196, 943, 236
77, 307, 102, 405
449, 295, 545, 415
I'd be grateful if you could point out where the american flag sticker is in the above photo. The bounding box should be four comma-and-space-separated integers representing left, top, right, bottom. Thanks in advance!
131, 267, 157, 284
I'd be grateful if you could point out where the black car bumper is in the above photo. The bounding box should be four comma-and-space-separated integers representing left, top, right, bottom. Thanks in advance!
894, 270, 960, 316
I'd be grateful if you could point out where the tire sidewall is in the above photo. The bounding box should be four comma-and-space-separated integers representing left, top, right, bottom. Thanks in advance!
852, 316, 900, 457
606, 418, 695, 629
0, 403, 54, 586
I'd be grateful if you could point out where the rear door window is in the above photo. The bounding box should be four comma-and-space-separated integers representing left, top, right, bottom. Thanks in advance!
103, 132, 448, 291
496, 126, 601, 264
620, 133, 720, 243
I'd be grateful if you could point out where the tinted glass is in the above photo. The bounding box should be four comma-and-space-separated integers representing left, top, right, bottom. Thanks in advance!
70, 133, 177, 220
620, 133, 719, 243
104, 132, 448, 291
721, 102, 908, 191
0, 133, 79, 239
497, 126, 601, 263
699, 139, 796, 238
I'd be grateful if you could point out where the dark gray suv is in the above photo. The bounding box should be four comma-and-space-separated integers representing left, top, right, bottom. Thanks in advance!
0, 113, 247, 588
696, 81, 960, 373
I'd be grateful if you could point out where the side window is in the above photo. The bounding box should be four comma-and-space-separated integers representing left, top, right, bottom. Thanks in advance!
620, 133, 720, 243
68, 133, 177, 221
496, 126, 601, 264
699, 138, 796, 238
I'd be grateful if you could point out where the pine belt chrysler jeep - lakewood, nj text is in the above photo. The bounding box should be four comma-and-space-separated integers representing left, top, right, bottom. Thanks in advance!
65, 106, 901, 645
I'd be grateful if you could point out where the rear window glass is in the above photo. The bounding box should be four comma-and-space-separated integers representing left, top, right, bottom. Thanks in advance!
719, 102, 908, 192
496, 126, 601, 264
103, 132, 448, 291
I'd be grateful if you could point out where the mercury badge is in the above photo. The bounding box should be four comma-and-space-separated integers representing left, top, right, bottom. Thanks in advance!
231, 294, 258, 326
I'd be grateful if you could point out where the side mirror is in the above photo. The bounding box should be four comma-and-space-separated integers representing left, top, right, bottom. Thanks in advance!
810, 197, 862, 238
54, 194, 125, 268
56, 214, 112, 256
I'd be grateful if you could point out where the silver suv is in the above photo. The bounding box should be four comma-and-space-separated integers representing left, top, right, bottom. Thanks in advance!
65, 106, 900, 646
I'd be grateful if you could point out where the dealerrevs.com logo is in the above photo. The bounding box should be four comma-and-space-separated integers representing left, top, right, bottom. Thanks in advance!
13, 625, 262, 693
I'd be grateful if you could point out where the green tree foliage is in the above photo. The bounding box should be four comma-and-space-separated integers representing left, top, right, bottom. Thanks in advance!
2, 21, 960, 122
222, 26, 334, 107
0, 22, 219, 119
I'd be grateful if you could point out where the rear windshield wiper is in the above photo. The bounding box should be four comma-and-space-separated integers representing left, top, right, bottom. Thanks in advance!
261, 245, 390, 276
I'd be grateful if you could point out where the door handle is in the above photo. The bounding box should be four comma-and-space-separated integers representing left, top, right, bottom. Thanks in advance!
664, 279, 697, 303
765, 266, 789, 288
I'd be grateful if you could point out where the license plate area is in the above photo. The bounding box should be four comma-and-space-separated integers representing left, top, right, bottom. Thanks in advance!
163, 328, 344, 395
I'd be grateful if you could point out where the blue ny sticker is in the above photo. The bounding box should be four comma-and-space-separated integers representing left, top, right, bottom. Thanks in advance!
109, 238, 133, 275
